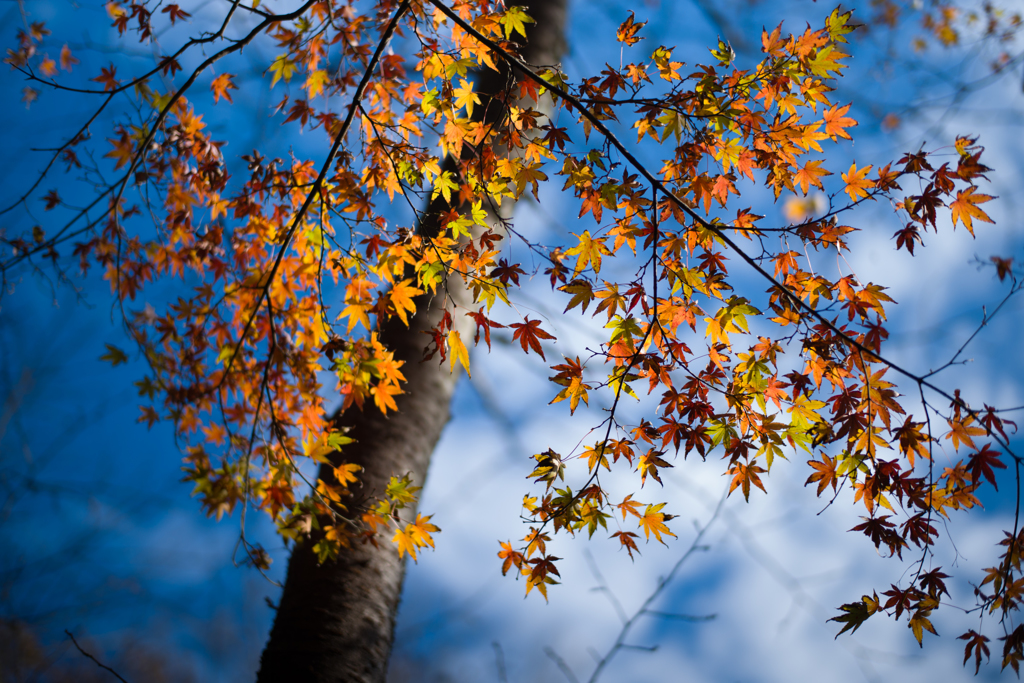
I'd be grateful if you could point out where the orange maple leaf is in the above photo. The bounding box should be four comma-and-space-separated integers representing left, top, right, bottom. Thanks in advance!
793, 160, 831, 195
949, 186, 995, 235
805, 453, 838, 496
210, 73, 237, 104
727, 462, 768, 501
388, 279, 423, 326
823, 103, 856, 140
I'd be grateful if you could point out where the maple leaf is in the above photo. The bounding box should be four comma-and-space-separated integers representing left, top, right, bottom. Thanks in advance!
39, 56, 57, 77
638, 502, 676, 544
991, 256, 1014, 281
830, 594, 879, 637
159, 55, 182, 78
431, 171, 458, 204
808, 44, 848, 77
946, 417, 985, 451
822, 103, 855, 140
100, 343, 128, 366
805, 453, 838, 496
565, 231, 612, 278
549, 356, 589, 414
852, 515, 907, 557
510, 318, 555, 360
59, 44, 78, 72
616, 12, 646, 45
447, 330, 471, 377
581, 442, 610, 472
908, 609, 938, 646
210, 73, 237, 104
841, 163, 874, 202
524, 528, 551, 558
612, 530, 641, 559
893, 417, 931, 467
638, 449, 671, 486
968, 443, 1006, 490
339, 300, 372, 333
464, 308, 505, 350
826, 8, 858, 43
498, 541, 524, 576
515, 162, 547, 200
407, 514, 439, 550
386, 474, 421, 509
616, 494, 644, 520
138, 405, 159, 429
388, 279, 423, 326
525, 555, 561, 601
949, 186, 995, 235
161, 4, 191, 24
393, 526, 419, 561
559, 279, 596, 314
92, 64, 119, 91
333, 463, 361, 487
727, 462, 768, 501
452, 78, 480, 117
762, 22, 785, 56
42, 189, 61, 210
959, 630, 991, 674
306, 69, 331, 99
499, 5, 535, 40
793, 160, 831, 195
268, 54, 296, 87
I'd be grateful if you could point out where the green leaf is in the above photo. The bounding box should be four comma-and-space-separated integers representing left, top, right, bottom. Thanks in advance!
100, 343, 128, 366
431, 171, 458, 204
826, 8, 857, 43
421, 88, 440, 115
830, 595, 877, 638
217, 345, 235, 364
499, 6, 535, 39
386, 474, 421, 508
327, 432, 353, 450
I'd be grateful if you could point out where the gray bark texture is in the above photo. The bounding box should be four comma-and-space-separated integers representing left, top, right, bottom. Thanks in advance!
256, 2, 567, 682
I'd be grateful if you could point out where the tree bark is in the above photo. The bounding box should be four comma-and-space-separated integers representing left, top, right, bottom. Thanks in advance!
256, 3, 567, 682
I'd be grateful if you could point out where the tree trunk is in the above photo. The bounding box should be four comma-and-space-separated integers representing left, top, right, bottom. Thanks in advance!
256, 3, 567, 681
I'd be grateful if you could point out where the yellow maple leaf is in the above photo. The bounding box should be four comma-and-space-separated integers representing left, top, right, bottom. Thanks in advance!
406, 514, 439, 550
333, 463, 361, 487
306, 69, 331, 98
452, 78, 480, 117
392, 526, 418, 561
565, 231, 612, 277
268, 54, 296, 87
841, 162, 874, 202
447, 329, 470, 377
638, 503, 676, 545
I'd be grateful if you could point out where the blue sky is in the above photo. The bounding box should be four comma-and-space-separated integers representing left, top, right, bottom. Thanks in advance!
2, 0, 1023, 681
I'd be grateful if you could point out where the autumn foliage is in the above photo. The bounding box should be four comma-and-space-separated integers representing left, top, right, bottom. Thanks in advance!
4, 0, 1024, 673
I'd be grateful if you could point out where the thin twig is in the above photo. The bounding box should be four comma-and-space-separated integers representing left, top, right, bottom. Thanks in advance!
493, 641, 508, 683
545, 646, 581, 683
64, 630, 129, 683
588, 488, 726, 683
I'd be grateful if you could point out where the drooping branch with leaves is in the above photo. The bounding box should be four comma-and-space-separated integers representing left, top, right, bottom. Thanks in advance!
4, 0, 1024, 679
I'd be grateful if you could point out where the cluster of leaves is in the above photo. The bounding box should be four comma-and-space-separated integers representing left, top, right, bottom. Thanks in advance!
2, 0, 1023, 670
866, 0, 1022, 53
